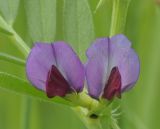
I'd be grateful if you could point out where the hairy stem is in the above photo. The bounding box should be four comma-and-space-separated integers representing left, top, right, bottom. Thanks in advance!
72, 107, 103, 129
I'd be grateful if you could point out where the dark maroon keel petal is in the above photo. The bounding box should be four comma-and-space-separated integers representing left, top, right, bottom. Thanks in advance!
46, 65, 71, 98
102, 67, 121, 100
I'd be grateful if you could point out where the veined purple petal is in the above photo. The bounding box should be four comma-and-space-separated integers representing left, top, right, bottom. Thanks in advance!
109, 35, 140, 92
86, 38, 109, 58
86, 38, 109, 99
26, 42, 85, 95
52, 42, 85, 92
86, 34, 140, 99
86, 54, 108, 99
26, 43, 56, 90
110, 34, 131, 48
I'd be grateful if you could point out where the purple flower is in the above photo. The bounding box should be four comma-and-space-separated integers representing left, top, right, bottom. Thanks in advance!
86, 34, 140, 100
26, 42, 85, 98
26, 34, 140, 101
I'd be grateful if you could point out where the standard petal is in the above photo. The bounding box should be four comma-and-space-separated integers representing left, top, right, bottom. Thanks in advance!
26, 43, 56, 90
109, 34, 140, 92
110, 34, 131, 48
86, 54, 108, 99
86, 38, 109, 58
52, 42, 85, 92
86, 38, 110, 98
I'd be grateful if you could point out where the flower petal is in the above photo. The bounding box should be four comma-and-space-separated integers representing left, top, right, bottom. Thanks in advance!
26, 43, 56, 90
46, 65, 71, 98
86, 38, 109, 58
27, 42, 85, 93
86, 38, 109, 99
110, 34, 131, 48
52, 42, 85, 92
102, 67, 121, 100
109, 35, 140, 91
86, 54, 108, 99
86, 34, 140, 99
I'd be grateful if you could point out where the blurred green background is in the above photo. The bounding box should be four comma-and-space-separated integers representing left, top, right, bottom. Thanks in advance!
0, 0, 160, 129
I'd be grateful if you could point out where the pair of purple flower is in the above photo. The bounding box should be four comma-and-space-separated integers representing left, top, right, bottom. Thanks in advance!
26, 34, 140, 101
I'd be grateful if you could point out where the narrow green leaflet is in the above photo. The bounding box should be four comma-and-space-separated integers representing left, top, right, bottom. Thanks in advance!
0, 0, 30, 55
24, 0, 56, 42
121, 1, 160, 129
94, 0, 107, 13
0, 52, 25, 66
0, 72, 72, 106
0, 25, 13, 35
63, 0, 95, 61
110, 0, 131, 36
0, 15, 13, 35
0, 0, 20, 25
0, 15, 30, 57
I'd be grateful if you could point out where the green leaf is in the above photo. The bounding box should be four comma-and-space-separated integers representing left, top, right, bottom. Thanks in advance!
120, 1, 160, 129
0, 0, 20, 25
0, 15, 13, 35
63, 0, 95, 61
0, 72, 72, 106
0, 15, 30, 57
94, 0, 107, 13
0, 52, 25, 66
24, 0, 56, 42
110, 0, 131, 36
0, 26, 13, 35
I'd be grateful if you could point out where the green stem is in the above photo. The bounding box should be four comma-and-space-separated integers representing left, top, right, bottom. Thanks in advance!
111, 117, 121, 129
72, 107, 103, 129
0, 53, 25, 66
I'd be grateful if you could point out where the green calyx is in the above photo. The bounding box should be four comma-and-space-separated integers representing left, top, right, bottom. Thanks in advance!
65, 91, 112, 119
65, 91, 120, 129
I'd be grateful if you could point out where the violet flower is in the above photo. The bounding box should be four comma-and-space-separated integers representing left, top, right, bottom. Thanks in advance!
26, 42, 85, 98
86, 34, 140, 100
